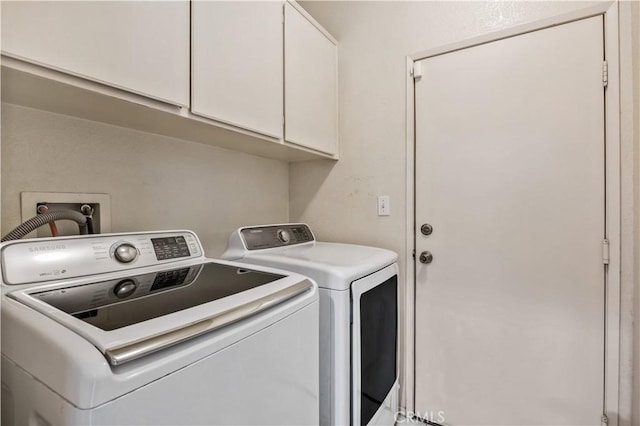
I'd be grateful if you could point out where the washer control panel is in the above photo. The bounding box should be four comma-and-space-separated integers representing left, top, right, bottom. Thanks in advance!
1, 231, 204, 285
241, 224, 314, 250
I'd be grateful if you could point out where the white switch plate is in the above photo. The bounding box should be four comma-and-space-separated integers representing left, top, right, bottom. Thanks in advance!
377, 195, 390, 216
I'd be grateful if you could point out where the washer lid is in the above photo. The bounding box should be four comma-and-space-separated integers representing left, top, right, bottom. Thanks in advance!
7, 260, 314, 366
234, 242, 398, 291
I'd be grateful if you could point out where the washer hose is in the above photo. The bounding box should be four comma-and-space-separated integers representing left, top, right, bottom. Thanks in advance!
1, 210, 88, 242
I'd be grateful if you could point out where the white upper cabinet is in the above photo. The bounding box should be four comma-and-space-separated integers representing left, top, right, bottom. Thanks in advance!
1, 1, 190, 106
284, 2, 338, 156
1, 0, 338, 161
191, 1, 284, 139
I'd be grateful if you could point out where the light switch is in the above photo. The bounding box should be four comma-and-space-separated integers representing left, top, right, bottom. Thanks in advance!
377, 195, 390, 216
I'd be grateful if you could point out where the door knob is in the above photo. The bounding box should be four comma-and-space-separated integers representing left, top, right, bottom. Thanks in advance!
420, 224, 433, 235
419, 251, 433, 264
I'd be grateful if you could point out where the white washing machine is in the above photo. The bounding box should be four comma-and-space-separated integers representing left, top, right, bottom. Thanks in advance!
1, 230, 319, 425
223, 223, 399, 426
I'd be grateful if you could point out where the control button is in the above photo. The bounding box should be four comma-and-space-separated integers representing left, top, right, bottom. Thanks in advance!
113, 279, 137, 298
114, 243, 138, 263
277, 229, 291, 243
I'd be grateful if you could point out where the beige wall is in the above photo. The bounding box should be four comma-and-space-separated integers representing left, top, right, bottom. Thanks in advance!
1, 103, 289, 256
294, 0, 638, 418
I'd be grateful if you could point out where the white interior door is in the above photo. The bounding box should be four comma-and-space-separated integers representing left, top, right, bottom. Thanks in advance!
414, 16, 606, 426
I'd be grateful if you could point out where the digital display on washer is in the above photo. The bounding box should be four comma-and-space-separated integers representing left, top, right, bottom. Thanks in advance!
152, 236, 190, 260
29, 262, 285, 331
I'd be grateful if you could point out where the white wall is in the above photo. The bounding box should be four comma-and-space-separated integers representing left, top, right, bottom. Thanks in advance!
1, 103, 289, 256
294, 0, 638, 421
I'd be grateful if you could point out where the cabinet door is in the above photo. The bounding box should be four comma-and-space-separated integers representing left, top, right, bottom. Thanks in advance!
284, 2, 338, 155
1, 1, 190, 106
191, 1, 283, 139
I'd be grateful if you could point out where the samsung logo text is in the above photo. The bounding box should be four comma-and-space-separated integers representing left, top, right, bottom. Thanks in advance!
29, 245, 67, 253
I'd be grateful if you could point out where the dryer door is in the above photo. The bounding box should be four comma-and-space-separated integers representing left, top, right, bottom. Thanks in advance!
351, 263, 399, 426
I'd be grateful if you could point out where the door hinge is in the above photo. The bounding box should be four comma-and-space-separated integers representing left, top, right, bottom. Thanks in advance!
602, 239, 610, 265
601, 414, 609, 426
412, 62, 422, 80
602, 61, 608, 88
412, 249, 416, 260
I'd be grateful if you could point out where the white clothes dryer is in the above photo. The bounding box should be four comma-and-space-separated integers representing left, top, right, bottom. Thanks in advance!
1, 230, 319, 425
223, 224, 399, 426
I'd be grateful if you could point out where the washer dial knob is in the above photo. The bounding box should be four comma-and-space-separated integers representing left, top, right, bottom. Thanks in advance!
277, 229, 291, 244
113, 279, 137, 298
114, 243, 138, 263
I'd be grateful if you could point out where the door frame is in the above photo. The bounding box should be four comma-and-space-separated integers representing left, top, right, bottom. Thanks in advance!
403, 2, 627, 424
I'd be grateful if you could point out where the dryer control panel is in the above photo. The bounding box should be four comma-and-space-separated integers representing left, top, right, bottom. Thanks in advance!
241, 224, 315, 250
